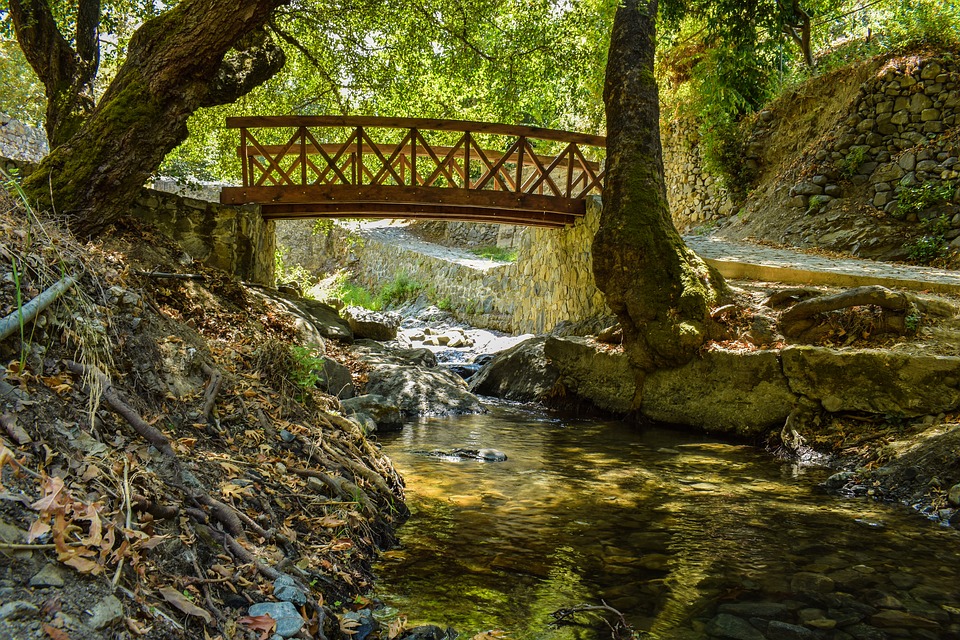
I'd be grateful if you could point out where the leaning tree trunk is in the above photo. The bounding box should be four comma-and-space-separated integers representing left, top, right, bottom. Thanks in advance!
593, 0, 727, 399
20, 0, 287, 237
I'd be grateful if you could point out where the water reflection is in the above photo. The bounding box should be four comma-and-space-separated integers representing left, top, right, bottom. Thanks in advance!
374, 403, 960, 639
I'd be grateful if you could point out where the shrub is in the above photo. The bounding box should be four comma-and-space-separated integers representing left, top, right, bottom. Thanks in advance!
837, 147, 867, 178
893, 182, 954, 219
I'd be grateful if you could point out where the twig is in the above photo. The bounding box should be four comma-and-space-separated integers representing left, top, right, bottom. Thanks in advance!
0, 541, 83, 550
550, 602, 635, 639
135, 271, 206, 281
65, 361, 177, 458
0, 275, 75, 341
200, 364, 223, 424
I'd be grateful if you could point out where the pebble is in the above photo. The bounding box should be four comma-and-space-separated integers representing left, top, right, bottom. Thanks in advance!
87, 594, 124, 629
0, 600, 39, 621
29, 563, 65, 588
272, 574, 307, 606
248, 601, 304, 638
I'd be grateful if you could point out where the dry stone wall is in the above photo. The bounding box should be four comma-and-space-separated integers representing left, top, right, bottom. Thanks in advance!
0, 114, 47, 163
130, 189, 275, 285
787, 54, 960, 225
287, 198, 610, 335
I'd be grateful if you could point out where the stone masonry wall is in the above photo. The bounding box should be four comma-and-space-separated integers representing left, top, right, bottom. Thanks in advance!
661, 118, 735, 231
130, 189, 275, 285
786, 55, 960, 229
285, 197, 610, 335
0, 113, 48, 163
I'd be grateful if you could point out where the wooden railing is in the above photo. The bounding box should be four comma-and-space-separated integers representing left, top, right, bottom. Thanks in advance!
219, 116, 606, 228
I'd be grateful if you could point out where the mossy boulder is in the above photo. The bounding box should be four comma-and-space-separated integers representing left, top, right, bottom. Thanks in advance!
782, 346, 960, 417
641, 349, 796, 436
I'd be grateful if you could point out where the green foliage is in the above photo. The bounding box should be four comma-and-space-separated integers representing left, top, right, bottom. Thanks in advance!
337, 280, 378, 310
376, 273, 424, 309
837, 147, 867, 178
274, 247, 317, 290
905, 214, 952, 264
0, 41, 44, 127
893, 182, 955, 219
905, 235, 948, 264
879, 0, 960, 50
290, 346, 325, 389
806, 194, 828, 214
469, 246, 518, 262
437, 297, 454, 311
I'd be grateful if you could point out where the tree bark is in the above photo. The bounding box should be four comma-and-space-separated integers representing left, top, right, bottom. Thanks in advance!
9, 0, 100, 147
593, 0, 727, 395
20, 0, 287, 236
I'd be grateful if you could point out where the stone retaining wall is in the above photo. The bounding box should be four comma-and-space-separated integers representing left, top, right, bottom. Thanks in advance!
786, 55, 960, 224
285, 197, 610, 335
661, 118, 735, 231
130, 189, 275, 285
0, 113, 47, 163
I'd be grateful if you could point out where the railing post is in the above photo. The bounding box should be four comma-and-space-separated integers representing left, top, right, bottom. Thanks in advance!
356, 126, 364, 185
299, 127, 307, 186
464, 132, 471, 190
240, 128, 249, 187
410, 128, 418, 186
516, 136, 526, 194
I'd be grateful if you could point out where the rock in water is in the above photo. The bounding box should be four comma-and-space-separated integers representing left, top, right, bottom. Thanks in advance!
343, 307, 400, 341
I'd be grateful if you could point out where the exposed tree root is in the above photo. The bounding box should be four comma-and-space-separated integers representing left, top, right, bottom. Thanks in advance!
778, 285, 920, 339
200, 363, 223, 424
65, 360, 177, 458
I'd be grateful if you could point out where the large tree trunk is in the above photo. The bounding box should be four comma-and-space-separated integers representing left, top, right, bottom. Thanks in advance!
19, 0, 287, 237
593, 0, 727, 398
9, 0, 101, 147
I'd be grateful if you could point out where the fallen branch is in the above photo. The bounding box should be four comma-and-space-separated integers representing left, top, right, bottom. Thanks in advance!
200, 363, 223, 424
549, 602, 635, 639
0, 275, 75, 341
65, 361, 177, 458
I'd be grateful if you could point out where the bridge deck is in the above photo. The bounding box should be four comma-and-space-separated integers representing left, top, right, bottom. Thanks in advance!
219, 116, 605, 228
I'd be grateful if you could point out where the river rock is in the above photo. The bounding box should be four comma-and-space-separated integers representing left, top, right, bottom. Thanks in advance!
366, 365, 484, 415
469, 337, 560, 402
343, 307, 400, 341
543, 336, 635, 413
29, 563, 65, 588
248, 601, 304, 638
400, 625, 458, 640
642, 349, 796, 435
949, 483, 960, 507
88, 595, 124, 629
782, 346, 960, 416
705, 613, 766, 640
340, 394, 403, 431
272, 574, 307, 606
341, 608, 378, 640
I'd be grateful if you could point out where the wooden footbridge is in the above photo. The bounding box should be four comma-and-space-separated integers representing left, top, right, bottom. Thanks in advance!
219, 116, 606, 228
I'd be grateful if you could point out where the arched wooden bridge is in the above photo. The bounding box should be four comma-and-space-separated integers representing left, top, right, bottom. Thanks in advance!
219, 116, 606, 228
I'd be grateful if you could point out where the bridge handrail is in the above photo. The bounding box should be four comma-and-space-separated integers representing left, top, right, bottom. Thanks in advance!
225, 116, 606, 147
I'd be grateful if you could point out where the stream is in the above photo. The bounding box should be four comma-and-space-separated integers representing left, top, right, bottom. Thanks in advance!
374, 401, 960, 639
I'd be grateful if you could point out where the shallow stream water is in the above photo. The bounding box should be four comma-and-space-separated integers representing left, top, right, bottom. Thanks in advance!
374, 402, 960, 639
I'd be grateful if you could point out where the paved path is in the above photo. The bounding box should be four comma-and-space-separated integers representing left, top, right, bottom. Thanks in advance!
686, 236, 960, 295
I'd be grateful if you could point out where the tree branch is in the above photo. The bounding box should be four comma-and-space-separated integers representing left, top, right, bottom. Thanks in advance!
200, 27, 287, 108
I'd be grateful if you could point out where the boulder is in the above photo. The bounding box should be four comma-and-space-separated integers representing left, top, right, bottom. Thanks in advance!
252, 289, 353, 344
316, 357, 354, 399
469, 337, 560, 402
543, 336, 635, 413
343, 307, 400, 341
782, 346, 960, 416
642, 349, 796, 436
340, 394, 403, 431
366, 365, 484, 416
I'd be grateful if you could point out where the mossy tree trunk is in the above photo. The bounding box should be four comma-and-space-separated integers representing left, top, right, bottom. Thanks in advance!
14, 0, 287, 237
593, 0, 728, 398
9, 0, 100, 147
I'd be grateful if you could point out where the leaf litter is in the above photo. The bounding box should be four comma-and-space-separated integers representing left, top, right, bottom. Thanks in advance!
0, 190, 408, 639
